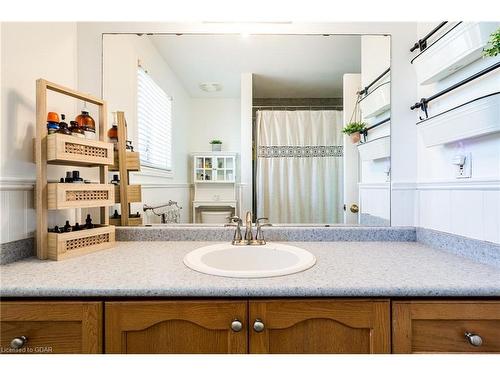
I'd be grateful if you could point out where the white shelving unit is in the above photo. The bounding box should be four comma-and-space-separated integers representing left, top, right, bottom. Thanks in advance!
417, 93, 500, 147
358, 136, 391, 161
359, 82, 391, 119
412, 22, 499, 85
191, 152, 238, 223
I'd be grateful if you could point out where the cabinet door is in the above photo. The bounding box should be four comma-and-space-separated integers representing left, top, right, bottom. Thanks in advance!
249, 299, 390, 354
0, 301, 102, 354
393, 301, 500, 353
105, 300, 247, 354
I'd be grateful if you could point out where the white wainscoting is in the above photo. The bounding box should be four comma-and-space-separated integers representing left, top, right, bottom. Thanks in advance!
415, 179, 500, 244
0, 178, 36, 244
358, 182, 390, 224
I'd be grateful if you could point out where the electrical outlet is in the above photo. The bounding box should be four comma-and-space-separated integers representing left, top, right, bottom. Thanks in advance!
454, 153, 472, 179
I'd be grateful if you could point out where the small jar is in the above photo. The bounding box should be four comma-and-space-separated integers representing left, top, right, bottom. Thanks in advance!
57, 114, 71, 135
70, 121, 85, 138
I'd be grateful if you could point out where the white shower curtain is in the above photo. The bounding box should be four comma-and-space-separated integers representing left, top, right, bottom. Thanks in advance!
256, 110, 344, 224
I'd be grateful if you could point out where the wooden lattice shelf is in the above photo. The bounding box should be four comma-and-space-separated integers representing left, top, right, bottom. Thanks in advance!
47, 133, 114, 167
109, 111, 143, 226
109, 151, 141, 172
114, 184, 142, 204
47, 183, 115, 210
47, 225, 115, 261
35, 78, 116, 260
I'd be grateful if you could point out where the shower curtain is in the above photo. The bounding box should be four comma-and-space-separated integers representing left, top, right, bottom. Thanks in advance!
256, 110, 344, 223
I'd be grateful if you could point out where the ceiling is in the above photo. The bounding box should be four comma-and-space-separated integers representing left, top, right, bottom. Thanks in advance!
150, 34, 361, 98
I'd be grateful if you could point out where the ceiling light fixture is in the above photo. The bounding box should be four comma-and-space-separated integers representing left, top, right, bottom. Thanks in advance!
199, 82, 223, 92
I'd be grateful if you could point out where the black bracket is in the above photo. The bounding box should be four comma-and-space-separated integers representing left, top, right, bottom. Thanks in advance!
410, 98, 429, 120
410, 39, 427, 53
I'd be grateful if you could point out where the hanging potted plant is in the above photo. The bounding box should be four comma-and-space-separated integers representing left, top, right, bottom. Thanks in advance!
343, 91, 366, 143
342, 121, 366, 143
209, 139, 222, 151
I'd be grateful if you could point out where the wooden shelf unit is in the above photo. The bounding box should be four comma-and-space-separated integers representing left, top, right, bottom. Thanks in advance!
35, 79, 115, 260
110, 111, 143, 226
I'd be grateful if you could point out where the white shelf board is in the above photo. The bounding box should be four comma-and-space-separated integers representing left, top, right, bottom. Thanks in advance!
359, 82, 390, 119
412, 22, 500, 85
357, 136, 390, 161
417, 93, 500, 147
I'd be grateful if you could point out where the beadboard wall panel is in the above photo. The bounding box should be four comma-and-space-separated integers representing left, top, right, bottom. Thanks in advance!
416, 181, 500, 244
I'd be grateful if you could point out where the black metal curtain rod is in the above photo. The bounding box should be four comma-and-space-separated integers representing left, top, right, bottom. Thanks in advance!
410, 21, 448, 52
357, 68, 390, 96
364, 117, 390, 133
362, 117, 390, 142
410, 61, 500, 118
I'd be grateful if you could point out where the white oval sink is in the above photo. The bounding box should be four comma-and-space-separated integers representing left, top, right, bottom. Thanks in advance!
183, 243, 316, 278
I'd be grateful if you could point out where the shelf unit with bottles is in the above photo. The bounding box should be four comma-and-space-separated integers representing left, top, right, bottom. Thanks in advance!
35, 79, 116, 260
108, 111, 143, 226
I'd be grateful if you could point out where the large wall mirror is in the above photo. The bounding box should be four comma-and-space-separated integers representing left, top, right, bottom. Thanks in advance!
102, 33, 391, 226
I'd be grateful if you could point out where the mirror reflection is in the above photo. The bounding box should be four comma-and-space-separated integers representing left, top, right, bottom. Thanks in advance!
102, 34, 390, 225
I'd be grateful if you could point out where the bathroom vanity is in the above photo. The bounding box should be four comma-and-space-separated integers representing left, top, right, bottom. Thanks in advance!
2, 237, 500, 354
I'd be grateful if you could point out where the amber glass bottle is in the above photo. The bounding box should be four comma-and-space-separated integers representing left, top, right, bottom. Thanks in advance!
75, 110, 96, 139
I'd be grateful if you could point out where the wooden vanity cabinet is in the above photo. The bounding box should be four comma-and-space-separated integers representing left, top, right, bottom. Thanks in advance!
392, 301, 500, 353
105, 300, 248, 354
249, 299, 391, 354
0, 301, 102, 354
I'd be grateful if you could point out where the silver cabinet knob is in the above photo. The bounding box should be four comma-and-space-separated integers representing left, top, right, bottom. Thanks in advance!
231, 319, 243, 332
253, 319, 265, 332
10, 336, 28, 349
465, 332, 483, 347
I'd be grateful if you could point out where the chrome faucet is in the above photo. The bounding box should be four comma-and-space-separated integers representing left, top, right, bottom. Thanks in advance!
226, 212, 272, 246
244, 211, 254, 242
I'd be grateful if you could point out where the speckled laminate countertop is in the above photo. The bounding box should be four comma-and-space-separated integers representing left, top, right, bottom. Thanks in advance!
1, 241, 499, 297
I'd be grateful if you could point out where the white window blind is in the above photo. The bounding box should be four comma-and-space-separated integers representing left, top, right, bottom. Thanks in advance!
137, 67, 172, 171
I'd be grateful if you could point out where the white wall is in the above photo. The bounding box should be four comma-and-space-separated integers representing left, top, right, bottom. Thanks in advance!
189, 98, 241, 153
358, 35, 391, 223
0, 22, 79, 243
413, 22, 500, 243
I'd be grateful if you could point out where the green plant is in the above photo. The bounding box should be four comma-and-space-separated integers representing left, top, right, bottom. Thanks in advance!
483, 27, 500, 57
209, 139, 222, 144
342, 122, 366, 135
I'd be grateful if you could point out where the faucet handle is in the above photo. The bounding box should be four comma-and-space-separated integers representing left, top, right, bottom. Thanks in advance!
227, 215, 241, 223
255, 218, 272, 243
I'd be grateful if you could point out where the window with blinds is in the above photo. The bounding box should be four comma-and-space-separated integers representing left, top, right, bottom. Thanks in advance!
137, 67, 172, 171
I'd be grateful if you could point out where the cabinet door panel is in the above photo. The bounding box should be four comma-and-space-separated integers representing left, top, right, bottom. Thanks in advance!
0, 301, 102, 354
393, 301, 500, 353
249, 299, 390, 354
105, 300, 247, 354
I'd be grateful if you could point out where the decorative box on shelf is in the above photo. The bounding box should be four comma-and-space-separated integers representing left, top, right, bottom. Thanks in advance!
47, 183, 115, 209
47, 225, 115, 261
109, 151, 141, 172
412, 22, 500, 85
417, 92, 500, 147
357, 136, 390, 161
193, 153, 236, 183
47, 133, 114, 167
114, 184, 142, 204
359, 82, 391, 119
